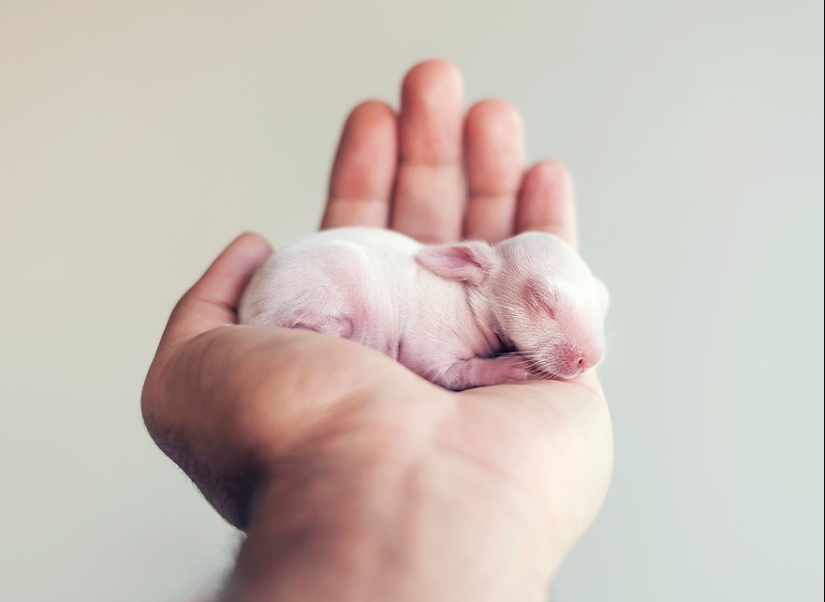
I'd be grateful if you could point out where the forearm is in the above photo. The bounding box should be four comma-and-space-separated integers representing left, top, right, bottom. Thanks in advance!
221, 433, 553, 602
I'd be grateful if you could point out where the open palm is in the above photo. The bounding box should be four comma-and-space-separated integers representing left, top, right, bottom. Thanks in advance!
142, 60, 613, 589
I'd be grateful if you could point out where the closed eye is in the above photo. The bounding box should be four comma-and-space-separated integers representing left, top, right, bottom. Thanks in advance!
521, 279, 559, 319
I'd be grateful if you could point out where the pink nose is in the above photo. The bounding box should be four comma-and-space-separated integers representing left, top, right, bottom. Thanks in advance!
578, 353, 601, 372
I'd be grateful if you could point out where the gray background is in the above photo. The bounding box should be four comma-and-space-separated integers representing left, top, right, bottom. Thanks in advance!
1, 1, 822, 600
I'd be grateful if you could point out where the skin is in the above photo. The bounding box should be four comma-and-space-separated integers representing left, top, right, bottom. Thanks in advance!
239, 227, 608, 391
142, 60, 613, 602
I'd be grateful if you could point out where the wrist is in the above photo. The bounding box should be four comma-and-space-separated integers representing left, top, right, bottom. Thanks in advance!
222, 418, 553, 602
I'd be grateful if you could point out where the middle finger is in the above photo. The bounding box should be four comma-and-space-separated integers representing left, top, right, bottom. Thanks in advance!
391, 60, 465, 243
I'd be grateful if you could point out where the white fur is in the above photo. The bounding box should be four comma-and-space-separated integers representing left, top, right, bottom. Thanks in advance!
239, 227, 608, 391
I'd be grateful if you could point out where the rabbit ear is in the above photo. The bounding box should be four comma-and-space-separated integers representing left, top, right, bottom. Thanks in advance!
415, 241, 495, 285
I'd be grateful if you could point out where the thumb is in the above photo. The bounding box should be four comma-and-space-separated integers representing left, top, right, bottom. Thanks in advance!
160, 232, 273, 348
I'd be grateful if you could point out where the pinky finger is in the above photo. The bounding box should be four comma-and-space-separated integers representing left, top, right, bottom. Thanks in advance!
515, 161, 579, 250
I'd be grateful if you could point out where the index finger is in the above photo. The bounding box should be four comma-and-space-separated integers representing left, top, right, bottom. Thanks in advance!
322, 100, 398, 229
159, 232, 273, 348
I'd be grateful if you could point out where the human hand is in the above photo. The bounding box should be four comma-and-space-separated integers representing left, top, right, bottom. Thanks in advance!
142, 60, 613, 601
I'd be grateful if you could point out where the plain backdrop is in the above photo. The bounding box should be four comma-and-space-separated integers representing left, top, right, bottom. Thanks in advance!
1, 1, 822, 601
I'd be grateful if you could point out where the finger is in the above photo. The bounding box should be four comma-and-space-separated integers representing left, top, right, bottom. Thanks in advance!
391, 60, 465, 243
515, 160, 579, 250
322, 100, 398, 229
161, 232, 273, 347
463, 99, 525, 243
